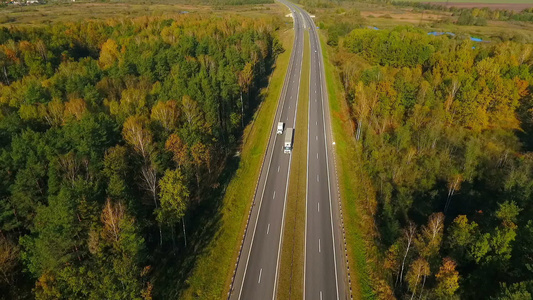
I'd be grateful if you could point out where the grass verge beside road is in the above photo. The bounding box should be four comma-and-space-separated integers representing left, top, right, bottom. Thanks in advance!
319, 34, 375, 299
277, 30, 309, 300
181, 27, 294, 300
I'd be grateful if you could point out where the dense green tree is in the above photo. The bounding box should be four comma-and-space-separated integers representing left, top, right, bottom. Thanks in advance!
334, 25, 533, 298
20, 187, 84, 278
157, 169, 190, 246
0, 13, 279, 298
493, 282, 533, 300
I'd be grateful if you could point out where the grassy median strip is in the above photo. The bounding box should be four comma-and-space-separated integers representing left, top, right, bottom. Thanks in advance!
277, 30, 310, 300
319, 34, 375, 299
181, 27, 295, 300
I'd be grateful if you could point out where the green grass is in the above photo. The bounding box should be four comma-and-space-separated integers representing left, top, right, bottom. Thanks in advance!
319, 33, 376, 299
360, 14, 533, 41
311, 0, 533, 42
180, 26, 295, 300
277, 30, 310, 300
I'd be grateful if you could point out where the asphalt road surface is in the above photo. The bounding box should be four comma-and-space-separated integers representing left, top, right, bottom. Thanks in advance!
229, 2, 346, 299
295, 5, 347, 300
229, 2, 306, 300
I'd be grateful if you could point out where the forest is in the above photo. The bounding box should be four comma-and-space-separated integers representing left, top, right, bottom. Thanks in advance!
0, 13, 281, 299
333, 26, 533, 299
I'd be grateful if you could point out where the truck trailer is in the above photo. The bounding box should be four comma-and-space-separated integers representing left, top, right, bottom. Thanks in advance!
284, 128, 293, 154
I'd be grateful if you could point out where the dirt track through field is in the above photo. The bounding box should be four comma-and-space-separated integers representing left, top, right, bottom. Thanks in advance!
426, 2, 533, 11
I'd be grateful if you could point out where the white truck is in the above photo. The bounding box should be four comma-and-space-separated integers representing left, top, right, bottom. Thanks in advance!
277, 122, 284, 135
284, 128, 294, 154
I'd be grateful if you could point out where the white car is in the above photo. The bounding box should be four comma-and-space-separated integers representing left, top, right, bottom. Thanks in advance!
277, 122, 284, 135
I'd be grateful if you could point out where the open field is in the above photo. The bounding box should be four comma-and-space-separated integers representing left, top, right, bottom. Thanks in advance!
277, 30, 309, 300
425, 2, 533, 11
360, 10, 446, 24
309, 1, 533, 42
180, 24, 295, 300
0, 1, 283, 26
360, 9, 533, 39
413, 0, 533, 4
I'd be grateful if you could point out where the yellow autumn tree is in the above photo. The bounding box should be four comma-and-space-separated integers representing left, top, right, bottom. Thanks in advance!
151, 100, 179, 131
101, 198, 125, 243
98, 39, 120, 70
406, 257, 430, 300
435, 257, 460, 299
122, 116, 153, 160
64, 98, 87, 121
39, 99, 64, 126
165, 134, 188, 168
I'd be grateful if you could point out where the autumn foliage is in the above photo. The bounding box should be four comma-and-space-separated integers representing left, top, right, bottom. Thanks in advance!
0, 14, 281, 298
334, 26, 533, 298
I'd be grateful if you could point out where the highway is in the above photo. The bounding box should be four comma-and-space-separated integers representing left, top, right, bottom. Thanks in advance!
294, 4, 347, 300
229, 1, 346, 299
229, 3, 306, 300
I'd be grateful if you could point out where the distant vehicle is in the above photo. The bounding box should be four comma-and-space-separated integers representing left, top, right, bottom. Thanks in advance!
284, 128, 294, 154
277, 122, 284, 135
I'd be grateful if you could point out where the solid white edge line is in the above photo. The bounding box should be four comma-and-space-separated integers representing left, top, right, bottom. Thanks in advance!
303, 8, 311, 300
236, 4, 298, 298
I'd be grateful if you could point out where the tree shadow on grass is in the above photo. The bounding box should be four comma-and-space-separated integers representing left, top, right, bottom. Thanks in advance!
150, 151, 240, 299
150, 54, 277, 299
